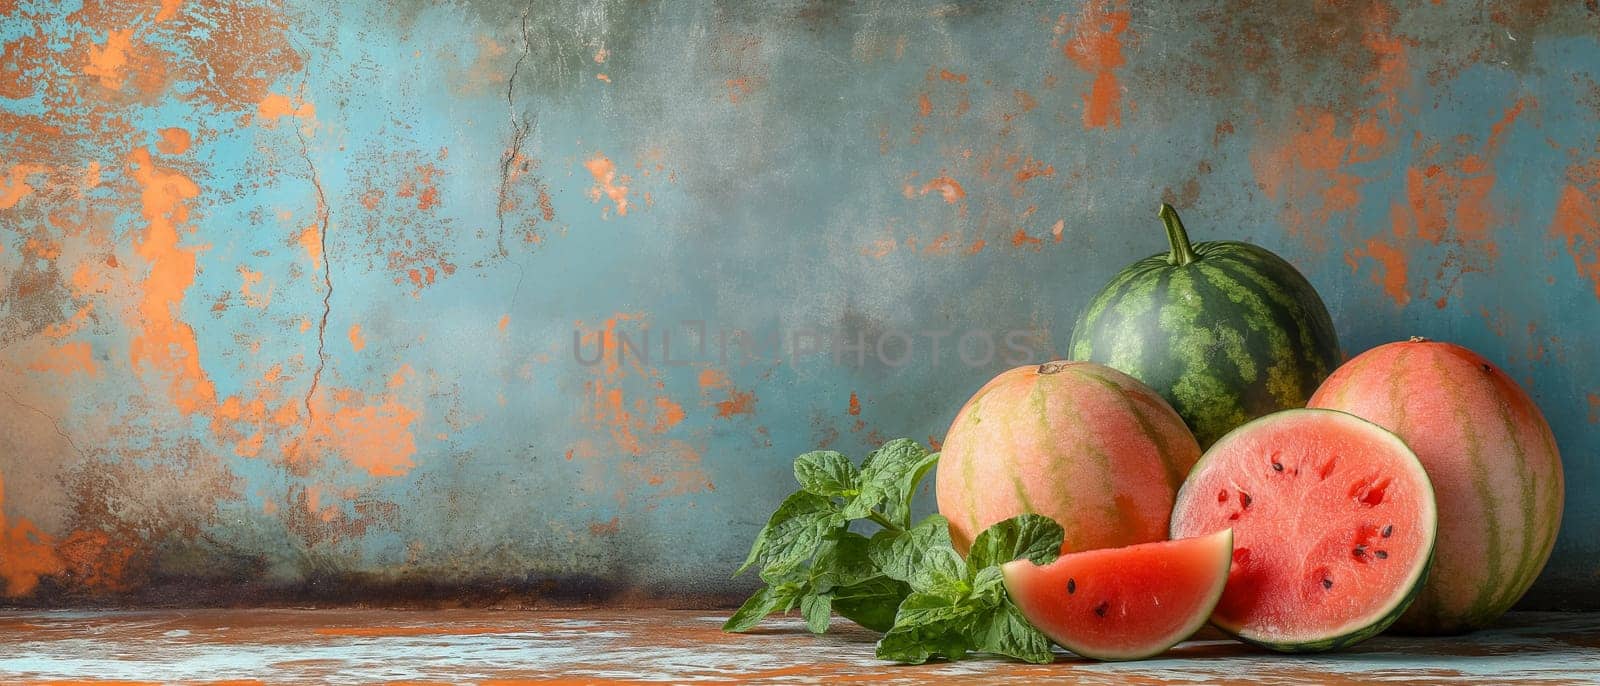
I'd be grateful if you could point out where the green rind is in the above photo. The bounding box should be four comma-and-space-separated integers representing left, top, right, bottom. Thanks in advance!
1171, 409, 1438, 653
1070, 240, 1341, 448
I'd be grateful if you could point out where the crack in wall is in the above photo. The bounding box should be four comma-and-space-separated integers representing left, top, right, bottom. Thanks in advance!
295, 127, 333, 426
1, 388, 86, 458
496, 1, 538, 259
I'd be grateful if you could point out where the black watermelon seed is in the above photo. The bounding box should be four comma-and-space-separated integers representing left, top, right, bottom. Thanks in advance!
1241, 493, 1252, 508
1067, 578, 1076, 594
1094, 601, 1110, 618
1353, 546, 1366, 557
1322, 578, 1333, 590
1375, 550, 1388, 559
1382, 525, 1393, 538
1272, 462, 1284, 472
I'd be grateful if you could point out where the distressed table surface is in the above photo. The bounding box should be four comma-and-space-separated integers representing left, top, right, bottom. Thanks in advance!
0, 609, 1596, 684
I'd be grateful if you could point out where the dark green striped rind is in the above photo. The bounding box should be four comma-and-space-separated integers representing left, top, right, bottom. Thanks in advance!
1069, 240, 1341, 448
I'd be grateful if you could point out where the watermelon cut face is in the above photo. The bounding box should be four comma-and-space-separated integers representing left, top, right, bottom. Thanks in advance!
1171, 409, 1437, 652
1002, 530, 1233, 661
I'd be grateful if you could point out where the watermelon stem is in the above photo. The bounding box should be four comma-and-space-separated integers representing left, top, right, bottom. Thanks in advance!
1158, 203, 1199, 267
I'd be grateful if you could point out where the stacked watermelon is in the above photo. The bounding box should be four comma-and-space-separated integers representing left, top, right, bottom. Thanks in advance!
935, 204, 1565, 659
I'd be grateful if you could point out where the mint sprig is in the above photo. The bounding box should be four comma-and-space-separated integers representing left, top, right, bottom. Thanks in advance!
725, 437, 1063, 665
725, 439, 935, 634
874, 514, 1062, 664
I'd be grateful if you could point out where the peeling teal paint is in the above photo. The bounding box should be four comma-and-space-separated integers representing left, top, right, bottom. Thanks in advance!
0, 0, 1597, 608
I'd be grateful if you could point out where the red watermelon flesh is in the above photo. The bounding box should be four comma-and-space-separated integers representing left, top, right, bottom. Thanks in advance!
1002, 529, 1233, 661
1171, 409, 1437, 651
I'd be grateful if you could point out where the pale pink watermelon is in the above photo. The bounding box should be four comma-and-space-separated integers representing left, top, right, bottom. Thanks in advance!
937, 361, 1201, 555
1309, 338, 1565, 634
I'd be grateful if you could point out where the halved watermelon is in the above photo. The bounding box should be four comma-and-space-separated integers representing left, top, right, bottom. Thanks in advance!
1171, 409, 1437, 652
1001, 529, 1233, 661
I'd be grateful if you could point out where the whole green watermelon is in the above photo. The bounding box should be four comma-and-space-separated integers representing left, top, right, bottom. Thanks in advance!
1068, 204, 1341, 448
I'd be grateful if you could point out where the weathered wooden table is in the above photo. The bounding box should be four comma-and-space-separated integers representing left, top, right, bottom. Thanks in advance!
1, 609, 1595, 684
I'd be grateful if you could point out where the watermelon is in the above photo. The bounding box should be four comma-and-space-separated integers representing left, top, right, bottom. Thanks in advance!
1002, 529, 1233, 661
1309, 338, 1564, 635
1068, 203, 1341, 448
1170, 409, 1437, 652
936, 361, 1200, 555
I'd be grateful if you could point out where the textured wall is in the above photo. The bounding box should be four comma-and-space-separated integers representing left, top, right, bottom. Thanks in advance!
1, 0, 1598, 607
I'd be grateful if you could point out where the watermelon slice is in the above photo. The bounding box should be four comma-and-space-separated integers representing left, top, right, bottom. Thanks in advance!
1171, 409, 1437, 652
1001, 529, 1233, 661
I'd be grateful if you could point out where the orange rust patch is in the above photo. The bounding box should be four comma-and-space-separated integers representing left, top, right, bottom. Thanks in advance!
83, 28, 133, 90
127, 147, 216, 415
584, 153, 631, 218
588, 516, 621, 536
348, 324, 366, 353
0, 471, 66, 597
848, 391, 861, 416
295, 384, 421, 478
156, 0, 183, 22
917, 174, 966, 204
1549, 154, 1600, 301
0, 164, 48, 209
1058, 0, 1130, 129
1010, 229, 1044, 251
697, 368, 756, 418
238, 265, 272, 309
1348, 234, 1410, 306
572, 315, 712, 496
26, 340, 99, 377
256, 92, 315, 127
156, 127, 191, 155
298, 223, 322, 269
498, 314, 510, 332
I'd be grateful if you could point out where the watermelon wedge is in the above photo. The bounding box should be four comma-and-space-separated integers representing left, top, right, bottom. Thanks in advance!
1001, 530, 1233, 661
1171, 409, 1437, 652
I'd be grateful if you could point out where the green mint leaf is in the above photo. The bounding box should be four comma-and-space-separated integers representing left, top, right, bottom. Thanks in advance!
875, 624, 935, 664
881, 451, 940, 528
722, 582, 803, 633
734, 490, 836, 577
830, 577, 909, 632
850, 439, 932, 521
812, 531, 877, 591
793, 450, 858, 497
876, 593, 975, 664
969, 601, 1056, 664
969, 565, 1006, 605
889, 590, 974, 626
747, 492, 846, 578
876, 622, 971, 665
868, 514, 951, 583
909, 546, 969, 598
801, 592, 832, 634
965, 513, 1064, 572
